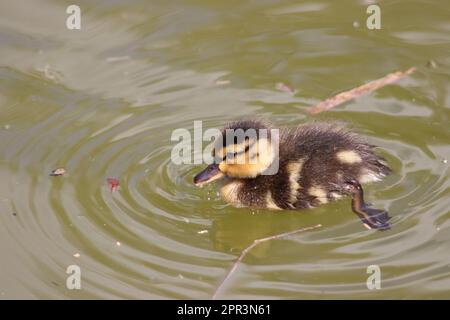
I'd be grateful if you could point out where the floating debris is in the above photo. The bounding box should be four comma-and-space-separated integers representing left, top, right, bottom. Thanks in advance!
442, 159, 448, 164
106, 56, 130, 63
353, 21, 360, 28
4, 124, 10, 130
426, 60, 437, 69
50, 168, 66, 176
183, 217, 190, 223
116, 241, 121, 247
107, 178, 120, 192
275, 82, 296, 94
73, 253, 80, 258
36, 64, 63, 82
12, 212, 17, 216
197, 230, 208, 234
215, 80, 231, 85
307, 67, 417, 114
212, 224, 322, 299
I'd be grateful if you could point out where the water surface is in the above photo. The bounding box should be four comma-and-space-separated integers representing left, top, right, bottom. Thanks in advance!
0, 0, 449, 299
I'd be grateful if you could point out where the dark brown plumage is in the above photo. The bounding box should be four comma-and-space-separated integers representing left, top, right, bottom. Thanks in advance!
194, 120, 391, 230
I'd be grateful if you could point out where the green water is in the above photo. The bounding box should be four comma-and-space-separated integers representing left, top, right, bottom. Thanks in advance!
0, 0, 449, 299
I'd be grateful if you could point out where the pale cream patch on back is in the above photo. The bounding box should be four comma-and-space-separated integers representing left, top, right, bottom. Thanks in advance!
286, 160, 304, 203
329, 192, 343, 200
265, 191, 281, 210
308, 186, 328, 204
336, 150, 362, 164
220, 181, 243, 206
358, 169, 382, 184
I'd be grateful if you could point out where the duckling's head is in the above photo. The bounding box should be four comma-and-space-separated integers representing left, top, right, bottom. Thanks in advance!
193, 120, 277, 186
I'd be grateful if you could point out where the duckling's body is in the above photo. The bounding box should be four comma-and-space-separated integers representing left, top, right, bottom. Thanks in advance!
220, 122, 389, 210
194, 120, 391, 230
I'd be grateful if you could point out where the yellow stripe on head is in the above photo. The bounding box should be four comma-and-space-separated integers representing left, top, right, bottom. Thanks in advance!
218, 138, 275, 178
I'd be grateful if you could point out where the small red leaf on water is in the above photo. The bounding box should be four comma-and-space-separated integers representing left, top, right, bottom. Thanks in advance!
107, 178, 120, 192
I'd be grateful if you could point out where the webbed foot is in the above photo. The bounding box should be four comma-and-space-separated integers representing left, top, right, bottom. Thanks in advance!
356, 206, 391, 231
344, 178, 391, 231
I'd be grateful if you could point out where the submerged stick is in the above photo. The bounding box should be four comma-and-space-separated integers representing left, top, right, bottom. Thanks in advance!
306, 67, 416, 114
212, 223, 322, 299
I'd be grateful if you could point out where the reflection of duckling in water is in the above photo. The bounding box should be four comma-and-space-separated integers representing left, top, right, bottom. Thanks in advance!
194, 120, 391, 230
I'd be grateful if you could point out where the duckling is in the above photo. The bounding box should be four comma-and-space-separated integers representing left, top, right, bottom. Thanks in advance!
193, 120, 391, 230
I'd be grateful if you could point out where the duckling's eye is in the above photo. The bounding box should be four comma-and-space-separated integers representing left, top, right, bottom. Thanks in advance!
225, 152, 237, 160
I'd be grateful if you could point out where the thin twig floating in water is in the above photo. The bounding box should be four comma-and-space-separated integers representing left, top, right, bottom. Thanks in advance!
306, 67, 416, 115
212, 223, 322, 299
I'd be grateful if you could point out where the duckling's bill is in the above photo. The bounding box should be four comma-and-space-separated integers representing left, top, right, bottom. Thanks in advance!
193, 164, 224, 187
